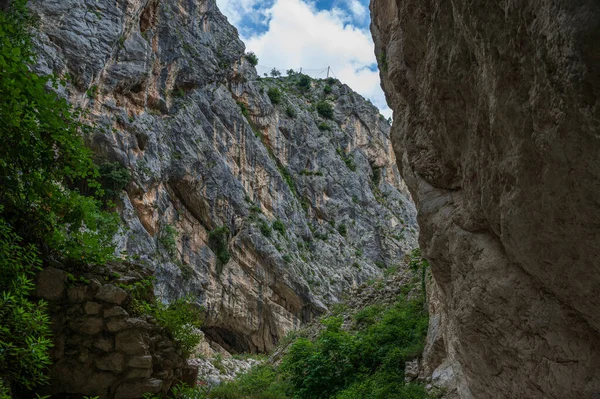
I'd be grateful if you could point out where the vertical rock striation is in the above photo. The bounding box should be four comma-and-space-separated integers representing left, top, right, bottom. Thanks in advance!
29, 0, 417, 355
371, 0, 600, 397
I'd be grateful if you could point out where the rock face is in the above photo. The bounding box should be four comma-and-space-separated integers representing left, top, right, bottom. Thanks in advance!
371, 0, 600, 398
29, 0, 417, 355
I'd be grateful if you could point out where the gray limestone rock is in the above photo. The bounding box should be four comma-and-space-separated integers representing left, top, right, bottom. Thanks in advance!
371, 0, 600, 397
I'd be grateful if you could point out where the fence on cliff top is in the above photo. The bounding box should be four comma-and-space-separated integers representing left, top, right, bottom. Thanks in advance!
254, 64, 339, 80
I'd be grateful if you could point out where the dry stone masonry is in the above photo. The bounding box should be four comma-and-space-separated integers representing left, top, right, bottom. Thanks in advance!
35, 263, 189, 399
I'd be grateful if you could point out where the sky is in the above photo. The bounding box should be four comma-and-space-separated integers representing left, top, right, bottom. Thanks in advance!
216, 0, 392, 119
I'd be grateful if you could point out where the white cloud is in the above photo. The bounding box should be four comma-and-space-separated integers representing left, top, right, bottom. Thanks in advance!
217, 0, 392, 119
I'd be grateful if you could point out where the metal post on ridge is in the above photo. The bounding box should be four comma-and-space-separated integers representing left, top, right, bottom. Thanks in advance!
327, 66, 330, 78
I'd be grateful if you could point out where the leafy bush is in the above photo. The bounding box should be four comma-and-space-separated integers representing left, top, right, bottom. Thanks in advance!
0, 0, 119, 265
209, 226, 231, 267
272, 219, 286, 235
318, 122, 331, 131
338, 224, 347, 237
267, 87, 282, 104
159, 225, 178, 256
96, 162, 131, 203
270, 68, 282, 77
336, 149, 357, 171
316, 101, 334, 119
323, 85, 332, 95
245, 52, 259, 66
237, 101, 250, 117
209, 365, 290, 399
0, 218, 52, 393
260, 221, 272, 238
326, 77, 336, 85
285, 106, 297, 118
297, 74, 311, 91
408, 248, 430, 302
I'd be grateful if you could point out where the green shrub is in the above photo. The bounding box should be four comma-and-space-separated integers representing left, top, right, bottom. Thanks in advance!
316, 101, 334, 119
267, 87, 282, 104
260, 221, 272, 238
0, 0, 119, 265
408, 248, 430, 302
318, 122, 331, 131
97, 162, 131, 203
245, 52, 259, 66
326, 77, 336, 85
336, 149, 357, 171
0, 218, 52, 392
285, 106, 297, 118
273, 219, 286, 235
209, 226, 231, 267
282, 254, 292, 263
338, 224, 347, 237
323, 85, 332, 95
270, 68, 282, 77
237, 101, 250, 117
297, 74, 311, 91
159, 225, 178, 256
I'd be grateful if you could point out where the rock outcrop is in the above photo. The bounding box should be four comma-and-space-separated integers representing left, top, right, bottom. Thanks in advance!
29, 0, 417, 355
371, 0, 600, 397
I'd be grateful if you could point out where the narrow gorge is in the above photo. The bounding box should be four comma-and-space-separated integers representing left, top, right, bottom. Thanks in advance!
0, 0, 598, 398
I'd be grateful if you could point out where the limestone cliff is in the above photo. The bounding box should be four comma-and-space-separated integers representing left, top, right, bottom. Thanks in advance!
371, 0, 600, 397
29, 0, 417, 356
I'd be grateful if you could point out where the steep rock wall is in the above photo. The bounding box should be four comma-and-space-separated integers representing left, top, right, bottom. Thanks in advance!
30, 0, 417, 354
371, 0, 600, 397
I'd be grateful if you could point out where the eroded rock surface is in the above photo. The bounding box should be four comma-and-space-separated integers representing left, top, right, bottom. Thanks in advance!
30, 0, 417, 355
371, 0, 600, 397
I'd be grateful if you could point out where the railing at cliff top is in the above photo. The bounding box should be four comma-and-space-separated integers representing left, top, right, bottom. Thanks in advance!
254, 65, 338, 80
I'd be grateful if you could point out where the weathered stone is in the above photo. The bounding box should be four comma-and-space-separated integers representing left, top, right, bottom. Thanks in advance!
127, 355, 152, 369
404, 359, 419, 382
50, 358, 116, 397
68, 286, 92, 303
93, 337, 114, 352
36, 267, 67, 301
95, 284, 128, 305
106, 317, 149, 332
125, 367, 152, 379
104, 306, 128, 318
115, 330, 148, 355
84, 301, 103, 315
94, 352, 124, 373
71, 317, 104, 335
371, 0, 600, 397
114, 379, 163, 399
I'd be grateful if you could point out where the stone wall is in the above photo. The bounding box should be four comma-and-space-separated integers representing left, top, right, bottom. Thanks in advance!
35, 262, 192, 398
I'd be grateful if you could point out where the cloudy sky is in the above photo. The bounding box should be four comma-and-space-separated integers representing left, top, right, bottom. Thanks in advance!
216, 0, 392, 118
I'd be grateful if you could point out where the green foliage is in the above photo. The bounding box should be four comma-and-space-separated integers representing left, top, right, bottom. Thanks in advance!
0, 218, 52, 393
159, 225, 178, 256
316, 101, 334, 119
282, 254, 292, 263
408, 248, 430, 302
209, 365, 290, 399
285, 106, 297, 118
338, 223, 347, 237
123, 277, 203, 356
318, 122, 332, 131
377, 51, 388, 73
260, 221, 272, 238
272, 219, 286, 235
96, 162, 131, 203
245, 52, 259, 66
297, 74, 311, 91
237, 101, 250, 117
286, 69, 296, 76
267, 87, 282, 104
323, 85, 332, 95
277, 296, 429, 399
0, 0, 119, 265
209, 226, 231, 268
336, 148, 357, 172
270, 68, 282, 77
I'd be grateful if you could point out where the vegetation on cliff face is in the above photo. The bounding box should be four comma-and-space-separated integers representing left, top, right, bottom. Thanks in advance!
0, 2, 202, 396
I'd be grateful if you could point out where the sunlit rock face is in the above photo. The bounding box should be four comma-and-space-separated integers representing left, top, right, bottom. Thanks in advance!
371, 0, 600, 397
30, 0, 417, 353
